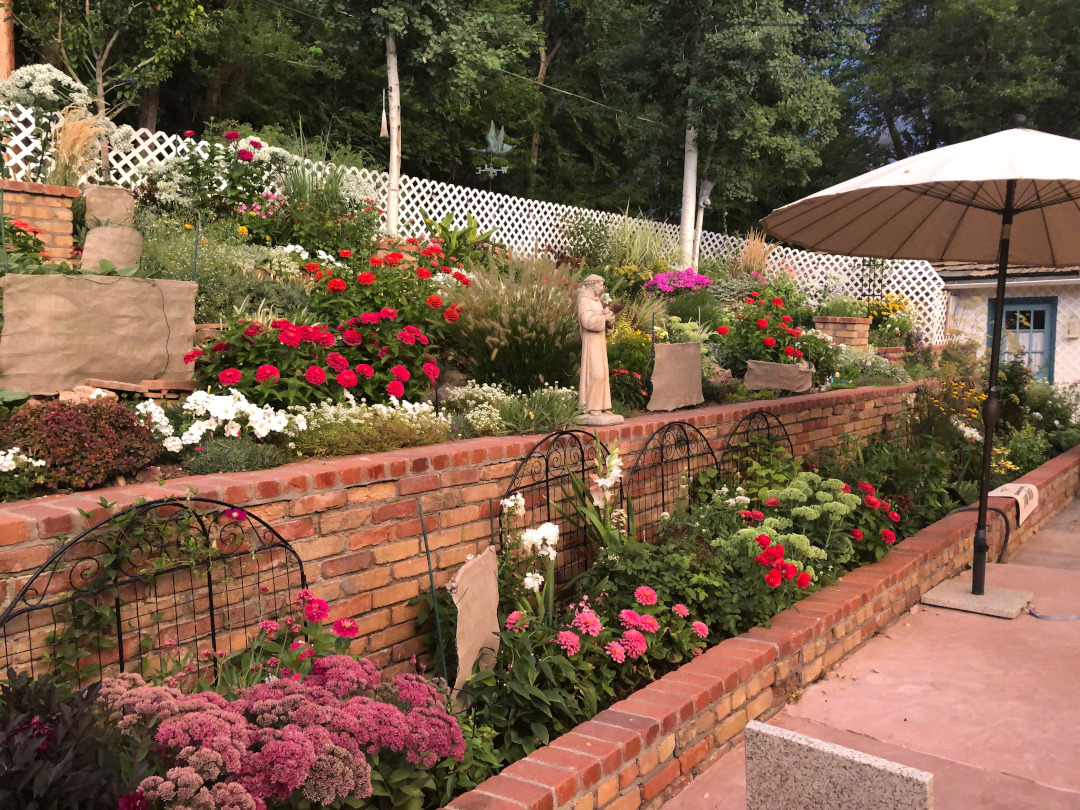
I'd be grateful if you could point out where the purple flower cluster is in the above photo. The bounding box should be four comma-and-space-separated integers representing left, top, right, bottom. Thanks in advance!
98, 658, 463, 808
643, 268, 713, 298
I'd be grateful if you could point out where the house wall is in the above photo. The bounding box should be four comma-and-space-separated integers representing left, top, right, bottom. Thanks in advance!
947, 284, 1080, 384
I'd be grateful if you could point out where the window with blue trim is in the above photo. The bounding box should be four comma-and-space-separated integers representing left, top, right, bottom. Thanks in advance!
987, 296, 1057, 381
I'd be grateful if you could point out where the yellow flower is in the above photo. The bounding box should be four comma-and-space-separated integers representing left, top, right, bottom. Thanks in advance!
237, 225, 248, 235
183, 223, 193, 230
265, 235, 271, 242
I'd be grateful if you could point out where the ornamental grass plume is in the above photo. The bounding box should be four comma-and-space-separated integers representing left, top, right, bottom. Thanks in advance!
47, 106, 108, 188
453, 253, 581, 390
736, 229, 776, 277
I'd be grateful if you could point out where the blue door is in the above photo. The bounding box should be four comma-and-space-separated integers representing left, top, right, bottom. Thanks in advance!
988, 297, 1056, 381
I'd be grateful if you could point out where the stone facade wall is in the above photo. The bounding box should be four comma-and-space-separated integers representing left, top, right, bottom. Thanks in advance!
0, 384, 917, 673
0, 179, 78, 257
445, 443, 1080, 810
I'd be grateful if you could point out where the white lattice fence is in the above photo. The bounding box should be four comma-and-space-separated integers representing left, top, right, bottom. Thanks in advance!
0, 109, 946, 341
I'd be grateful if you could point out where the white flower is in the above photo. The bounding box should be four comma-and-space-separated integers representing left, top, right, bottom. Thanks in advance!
523, 572, 545, 592
501, 492, 525, 515
163, 437, 183, 453
224, 421, 242, 438
661, 511, 671, 520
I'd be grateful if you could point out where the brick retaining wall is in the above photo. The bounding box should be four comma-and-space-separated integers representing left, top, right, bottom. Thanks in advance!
445, 443, 1080, 810
0, 179, 78, 257
0, 384, 917, 671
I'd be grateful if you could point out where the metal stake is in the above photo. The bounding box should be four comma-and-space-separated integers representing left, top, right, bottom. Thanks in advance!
418, 501, 449, 683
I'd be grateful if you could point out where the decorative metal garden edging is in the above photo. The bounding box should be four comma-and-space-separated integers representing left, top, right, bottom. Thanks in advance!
717, 410, 794, 479
501, 430, 609, 595
0, 497, 306, 685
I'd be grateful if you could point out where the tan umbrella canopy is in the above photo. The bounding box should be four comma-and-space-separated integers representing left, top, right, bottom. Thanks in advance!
761, 122, 1080, 598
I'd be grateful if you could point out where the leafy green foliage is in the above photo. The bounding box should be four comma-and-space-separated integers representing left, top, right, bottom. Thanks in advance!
180, 437, 292, 475
0, 669, 147, 809
1, 400, 160, 491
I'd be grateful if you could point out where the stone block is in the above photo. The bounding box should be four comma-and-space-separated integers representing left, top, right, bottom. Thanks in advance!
745, 721, 932, 810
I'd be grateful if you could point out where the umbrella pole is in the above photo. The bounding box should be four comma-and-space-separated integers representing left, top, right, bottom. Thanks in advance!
973, 179, 1016, 595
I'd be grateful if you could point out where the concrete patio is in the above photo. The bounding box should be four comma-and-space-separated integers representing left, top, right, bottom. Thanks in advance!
668, 500, 1080, 809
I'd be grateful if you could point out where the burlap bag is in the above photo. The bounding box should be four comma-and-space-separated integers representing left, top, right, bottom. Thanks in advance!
647, 342, 705, 412
449, 546, 501, 708
0, 275, 196, 394
743, 359, 816, 393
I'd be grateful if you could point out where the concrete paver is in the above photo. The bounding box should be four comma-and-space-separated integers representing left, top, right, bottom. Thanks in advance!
667, 508, 1080, 810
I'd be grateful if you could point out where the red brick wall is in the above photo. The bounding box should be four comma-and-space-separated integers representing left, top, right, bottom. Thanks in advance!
0, 179, 78, 257
0, 384, 917, 672
446, 443, 1080, 810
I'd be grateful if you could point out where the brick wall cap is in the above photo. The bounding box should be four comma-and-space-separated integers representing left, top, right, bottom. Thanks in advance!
0, 178, 80, 197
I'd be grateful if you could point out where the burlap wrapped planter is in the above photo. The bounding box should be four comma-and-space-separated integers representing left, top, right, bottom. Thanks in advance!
813, 316, 872, 351
743, 359, 816, 393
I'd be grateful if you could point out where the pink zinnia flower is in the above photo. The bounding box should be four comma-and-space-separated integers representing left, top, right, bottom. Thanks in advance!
422, 362, 440, 381
332, 618, 359, 638
505, 610, 529, 632
224, 130, 240, 142
218, 367, 242, 386
672, 604, 690, 618
304, 365, 327, 385
237, 149, 254, 162
605, 641, 626, 663
691, 621, 709, 639
637, 614, 659, 633
618, 609, 641, 629
390, 365, 410, 382
571, 609, 603, 637
356, 363, 375, 379
634, 586, 658, 606
554, 630, 581, 656
258, 619, 280, 635
294, 588, 315, 604
387, 380, 405, 398
305, 599, 330, 622
255, 364, 280, 384
621, 629, 647, 659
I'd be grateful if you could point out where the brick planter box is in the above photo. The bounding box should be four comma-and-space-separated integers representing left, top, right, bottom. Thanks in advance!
0, 179, 78, 258
813, 316, 872, 352
876, 345, 904, 362
446, 443, 1080, 810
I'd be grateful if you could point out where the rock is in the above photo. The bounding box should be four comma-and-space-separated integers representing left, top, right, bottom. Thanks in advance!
84, 185, 136, 228
80, 225, 143, 272
136, 465, 163, 483
708, 363, 733, 383
58, 385, 118, 405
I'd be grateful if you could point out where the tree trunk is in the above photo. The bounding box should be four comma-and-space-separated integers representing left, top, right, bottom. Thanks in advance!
138, 84, 161, 131
883, 109, 907, 161
529, 13, 562, 191
0, 0, 14, 80
692, 178, 714, 267
95, 77, 110, 180
679, 122, 699, 269
385, 30, 403, 237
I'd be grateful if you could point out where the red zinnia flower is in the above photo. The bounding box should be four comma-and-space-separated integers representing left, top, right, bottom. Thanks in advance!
355, 364, 375, 379
881, 529, 896, 544
378, 346, 390, 358
783, 563, 797, 581
339, 249, 353, 258
357, 272, 375, 285
858, 481, 876, 495
717, 326, 729, 335
304, 262, 320, 273
842, 483, 851, 493
183, 349, 203, 364
794, 349, 803, 358
755, 534, 772, 549
387, 380, 405, 398
255, 364, 280, 383
784, 345, 795, 356
211, 341, 228, 353
279, 329, 302, 347
417, 267, 432, 279
336, 370, 358, 388
852, 529, 864, 541
391, 365, 410, 382
422, 362, 440, 380
427, 294, 443, 309
218, 368, 242, 386
763, 337, 777, 348
183, 130, 195, 138
237, 149, 254, 162
772, 297, 783, 307
383, 252, 404, 267
797, 572, 812, 589
764, 568, 783, 588
243, 322, 263, 337
328, 278, 346, 293
369, 256, 383, 266
444, 307, 460, 324
756, 318, 769, 330
224, 130, 240, 142
864, 495, 880, 509
342, 329, 363, 346
744, 297, 755, 304
304, 365, 327, 385
781, 315, 793, 323
750, 291, 760, 298
764, 497, 780, 507
250, 139, 263, 149
888, 511, 901, 523
380, 307, 397, 319
326, 352, 349, 372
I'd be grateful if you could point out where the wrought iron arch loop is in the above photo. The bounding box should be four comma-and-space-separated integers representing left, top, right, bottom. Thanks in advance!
718, 410, 794, 478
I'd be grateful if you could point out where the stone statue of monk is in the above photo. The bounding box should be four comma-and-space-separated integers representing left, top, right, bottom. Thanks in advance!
576, 275, 623, 426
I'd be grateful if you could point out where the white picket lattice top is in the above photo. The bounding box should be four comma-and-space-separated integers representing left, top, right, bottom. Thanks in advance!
1, 107, 946, 342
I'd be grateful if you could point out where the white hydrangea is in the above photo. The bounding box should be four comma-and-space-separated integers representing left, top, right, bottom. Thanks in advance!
0, 64, 92, 113
521, 522, 559, 560
501, 492, 525, 515
0, 447, 46, 473
523, 572, 545, 592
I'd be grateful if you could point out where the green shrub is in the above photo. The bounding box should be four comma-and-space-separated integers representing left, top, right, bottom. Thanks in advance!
454, 255, 581, 390
0, 446, 50, 501
555, 212, 611, 267
285, 394, 451, 457
181, 437, 292, 475
816, 295, 868, 318
499, 385, 581, 434
1, 400, 160, 491
665, 289, 725, 328
1004, 422, 1051, 477
0, 669, 146, 809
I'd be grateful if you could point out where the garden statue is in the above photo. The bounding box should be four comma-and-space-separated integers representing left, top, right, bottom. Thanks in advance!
577, 274, 624, 426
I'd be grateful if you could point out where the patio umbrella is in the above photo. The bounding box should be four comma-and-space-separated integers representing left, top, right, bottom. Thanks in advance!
761, 121, 1080, 596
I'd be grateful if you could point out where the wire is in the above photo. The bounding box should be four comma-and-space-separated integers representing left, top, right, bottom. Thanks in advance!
491, 67, 660, 124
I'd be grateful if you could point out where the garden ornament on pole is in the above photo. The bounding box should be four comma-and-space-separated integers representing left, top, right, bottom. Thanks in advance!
762, 117, 1080, 599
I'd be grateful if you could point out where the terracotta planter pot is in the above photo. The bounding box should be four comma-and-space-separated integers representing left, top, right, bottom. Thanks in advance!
813, 316, 872, 351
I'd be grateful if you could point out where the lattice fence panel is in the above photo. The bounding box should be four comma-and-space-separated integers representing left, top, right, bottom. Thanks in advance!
0, 110, 945, 340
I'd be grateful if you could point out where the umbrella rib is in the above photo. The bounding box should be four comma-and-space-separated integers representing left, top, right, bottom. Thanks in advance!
844, 190, 933, 257
765, 188, 881, 235
1036, 185, 1058, 267
939, 184, 984, 259
893, 191, 955, 258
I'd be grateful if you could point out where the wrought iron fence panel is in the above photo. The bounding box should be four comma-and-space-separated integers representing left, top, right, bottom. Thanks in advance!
622, 422, 719, 540
501, 430, 608, 598
0, 498, 306, 685
717, 411, 794, 480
